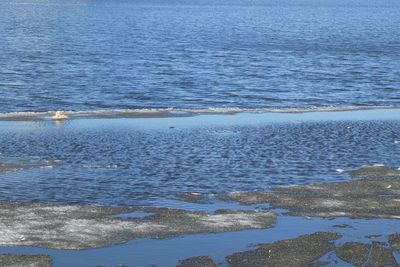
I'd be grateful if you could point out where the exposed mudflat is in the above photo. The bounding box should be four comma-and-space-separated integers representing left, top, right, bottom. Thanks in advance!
0, 201, 275, 250
0, 254, 52, 267
215, 232, 400, 267
335, 241, 398, 267
226, 232, 341, 267
219, 178, 400, 219
176, 255, 219, 267
347, 165, 400, 179
389, 234, 400, 252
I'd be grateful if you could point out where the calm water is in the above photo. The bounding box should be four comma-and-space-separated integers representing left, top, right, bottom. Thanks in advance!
0, 110, 399, 206
0, 0, 399, 112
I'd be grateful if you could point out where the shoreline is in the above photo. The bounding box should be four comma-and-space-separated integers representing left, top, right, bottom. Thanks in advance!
0, 105, 398, 122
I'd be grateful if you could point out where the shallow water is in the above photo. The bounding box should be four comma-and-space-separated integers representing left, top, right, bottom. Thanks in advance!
0, 0, 399, 112
0, 215, 398, 266
0, 109, 399, 207
0, 110, 399, 266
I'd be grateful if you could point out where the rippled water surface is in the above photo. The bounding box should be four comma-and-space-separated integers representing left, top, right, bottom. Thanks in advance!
0, 110, 399, 206
1, 2, 400, 265
1, 0, 399, 112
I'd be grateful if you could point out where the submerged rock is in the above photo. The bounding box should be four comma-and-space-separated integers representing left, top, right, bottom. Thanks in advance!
0, 201, 276, 250
332, 224, 352, 228
0, 254, 52, 267
226, 232, 341, 267
219, 179, 400, 219
177, 255, 218, 267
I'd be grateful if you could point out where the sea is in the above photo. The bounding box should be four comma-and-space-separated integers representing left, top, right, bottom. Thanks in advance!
0, 0, 399, 113
0, 0, 400, 266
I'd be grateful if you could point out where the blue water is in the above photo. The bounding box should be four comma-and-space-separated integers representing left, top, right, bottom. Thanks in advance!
0, 110, 399, 206
0, 0, 399, 112
1, 2, 400, 265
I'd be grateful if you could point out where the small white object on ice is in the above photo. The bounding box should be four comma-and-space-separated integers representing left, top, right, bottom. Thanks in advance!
52, 111, 69, 120
387, 185, 392, 189
19, 235, 25, 241
336, 169, 345, 173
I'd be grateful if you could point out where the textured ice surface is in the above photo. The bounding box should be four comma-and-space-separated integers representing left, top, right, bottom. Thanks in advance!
220, 178, 400, 219
0, 202, 275, 250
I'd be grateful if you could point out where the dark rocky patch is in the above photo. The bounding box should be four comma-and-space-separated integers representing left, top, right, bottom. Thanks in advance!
333, 224, 352, 228
177, 256, 218, 267
305, 261, 330, 266
347, 165, 400, 179
0, 254, 52, 267
173, 192, 208, 204
219, 179, 400, 219
336, 242, 398, 267
389, 234, 400, 251
226, 232, 341, 267
335, 242, 370, 266
366, 234, 382, 239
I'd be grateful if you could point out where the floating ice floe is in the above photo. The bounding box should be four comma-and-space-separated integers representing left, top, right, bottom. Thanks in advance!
219, 177, 400, 219
0, 202, 276, 250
